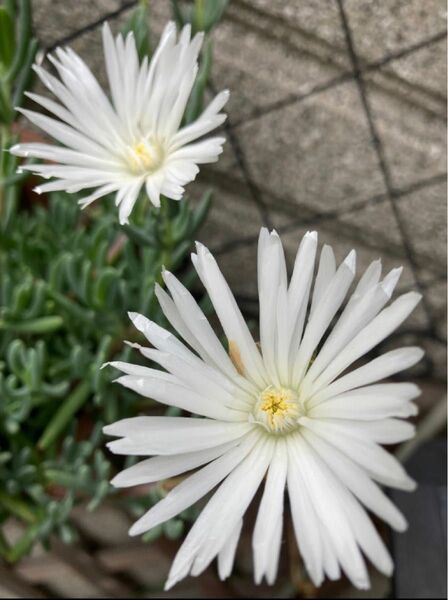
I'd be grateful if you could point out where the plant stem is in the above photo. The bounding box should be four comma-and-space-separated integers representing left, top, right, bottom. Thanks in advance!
0, 490, 36, 523
37, 381, 91, 451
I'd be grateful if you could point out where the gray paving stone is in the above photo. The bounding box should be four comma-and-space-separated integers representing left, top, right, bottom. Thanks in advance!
212, 4, 342, 125
245, 0, 350, 66
425, 280, 447, 341
366, 74, 446, 189
397, 181, 447, 274
235, 81, 386, 214
191, 177, 263, 260
32, 0, 122, 47
382, 36, 447, 102
344, 0, 447, 64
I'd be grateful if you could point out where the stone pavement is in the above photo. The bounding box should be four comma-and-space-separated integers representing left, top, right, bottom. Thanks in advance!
32, 0, 447, 388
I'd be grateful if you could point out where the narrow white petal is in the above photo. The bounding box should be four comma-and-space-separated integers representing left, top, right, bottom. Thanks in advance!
310, 383, 420, 420
129, 431, 260, 536
118, 180, 143, 225
190, 438, 274, 577
161, 271, 242, 381
310, 244, 336, 315
291, 435, 370, 589
217, 519, 243, 581
287, 438, 325, 587
293, 250, 356, 384
299, 416, 415, 490
104, 417, 253, 456
194, 243, 268, 388
302, 428, 407, 531
142, 348, 249, 411
257, 229, 284, 386
311, 292, 422, 393
253, 439, 287, 584
312, 347, 424, 404
165, 438, 272, 588
111, 440, 238, 487
286, 231, 318, 374
299, 435, 393, 579
115, 373, 245, 421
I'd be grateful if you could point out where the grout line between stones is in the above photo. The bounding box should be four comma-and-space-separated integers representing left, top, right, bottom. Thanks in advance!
336, 0, 438, 334
208, 81, 273, 229
44, 1, 138, 52
228, 29, 447, 131
211, 172, 446, 257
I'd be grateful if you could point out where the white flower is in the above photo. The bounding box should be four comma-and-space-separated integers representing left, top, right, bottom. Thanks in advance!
10, 22, 228, 224
104, 228, 423, 590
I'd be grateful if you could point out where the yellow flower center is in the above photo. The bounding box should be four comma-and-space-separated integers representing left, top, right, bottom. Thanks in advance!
252, 386, 303, 434
128, 139, 164, 175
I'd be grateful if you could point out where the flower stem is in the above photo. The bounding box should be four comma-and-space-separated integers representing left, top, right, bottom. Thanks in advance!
37, 380, 91, 451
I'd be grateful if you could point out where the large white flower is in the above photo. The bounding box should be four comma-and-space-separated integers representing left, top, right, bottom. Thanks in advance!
104, 229, 422, 590
11, 22, 227, 224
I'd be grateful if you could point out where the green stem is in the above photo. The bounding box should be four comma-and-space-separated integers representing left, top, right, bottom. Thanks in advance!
195, 0, 205, 30
0, 124, 10, 217
7, 523, 41, 563
0, 315, 64, 334
0, 490, 36, 524
159, 196, 174, 272
37, 381, 91, 451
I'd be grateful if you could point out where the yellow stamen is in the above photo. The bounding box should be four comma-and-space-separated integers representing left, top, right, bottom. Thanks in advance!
253, 386, 302, 434
128, 140, 164, 174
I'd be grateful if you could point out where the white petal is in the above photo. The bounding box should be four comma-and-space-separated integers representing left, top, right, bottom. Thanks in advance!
170, 137, 226, 163
301, 428, 407, 531
310, 244, 336, 315
253, 439, 287, 584
309, 383, 420, 420
311, 292, 422, 394
118, 180, 143, 225
299, 416, 415, 490
286, 231, 318, 374
189, 438, 274, 577
313, 346, 424, 404
165, 437, 273, 588
104, 417, 253, 456
217, 519, 243, 581
111, 440, 239, 487
304, 281, 392, 388
293, 250, 356, 384
128, 430, 260, 536
299, 435, 393, 579
287, 438, 325, 587
161, 271, 242, 381
257, 229, 284, 387
194, 243, 268, 388
290, 435, 370, 589
114, 373, 241, 421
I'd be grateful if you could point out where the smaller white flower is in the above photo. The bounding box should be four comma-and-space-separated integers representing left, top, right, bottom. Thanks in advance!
11, 22, 228, 224
104, 229, 423, 591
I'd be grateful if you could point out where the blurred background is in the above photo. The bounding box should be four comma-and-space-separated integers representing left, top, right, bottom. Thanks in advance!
0, 0, 446, 598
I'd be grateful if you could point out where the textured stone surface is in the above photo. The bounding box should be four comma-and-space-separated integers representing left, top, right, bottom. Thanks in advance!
366, 73, 446, 189
236, 81, 386, 214
212, 2, 344, 123
245, 0, 349, 59
32, 0, 122, 47
397, 181, 447, 274
344, 0, 447, 63
383, 36, 447, 101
